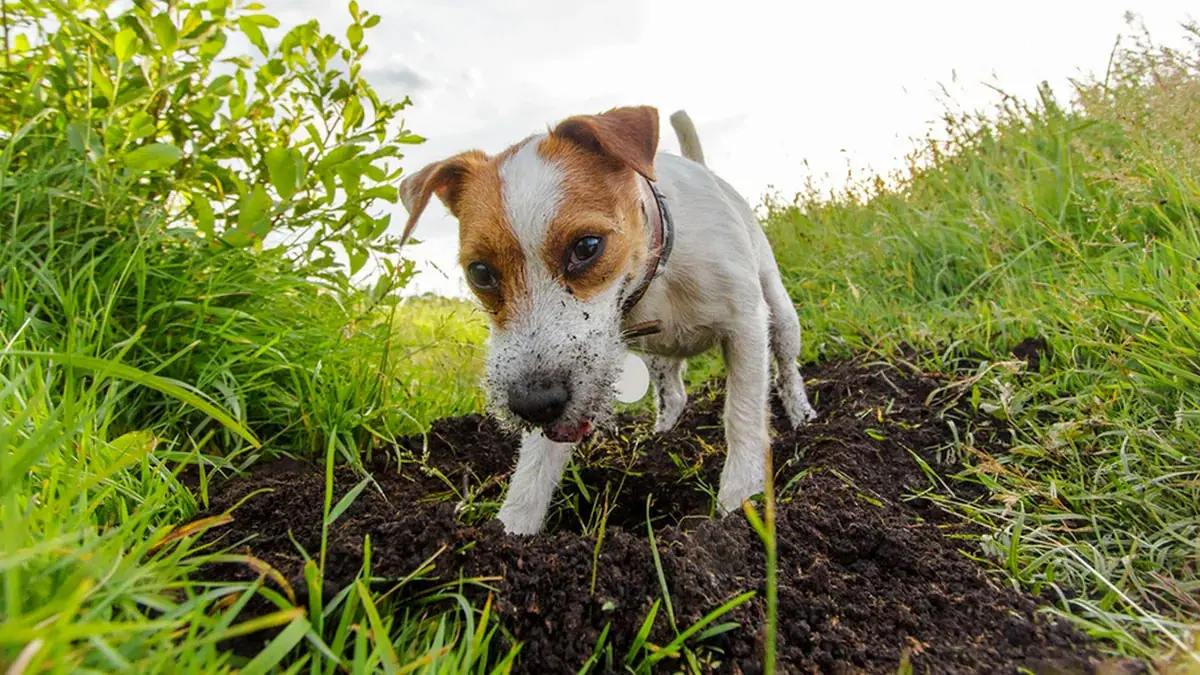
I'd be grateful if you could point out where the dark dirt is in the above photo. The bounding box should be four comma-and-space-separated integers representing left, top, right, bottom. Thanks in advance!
194, 354, 1128, 674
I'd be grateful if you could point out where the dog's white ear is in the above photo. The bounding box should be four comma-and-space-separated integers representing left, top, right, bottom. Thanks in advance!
551, 106, 659, 181
398, 150, 488, 247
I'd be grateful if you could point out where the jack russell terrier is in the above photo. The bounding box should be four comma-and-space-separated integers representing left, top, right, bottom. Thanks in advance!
399, 107, 817, 535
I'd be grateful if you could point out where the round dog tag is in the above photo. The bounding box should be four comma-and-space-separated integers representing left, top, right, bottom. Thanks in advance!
615, 353, 650, 403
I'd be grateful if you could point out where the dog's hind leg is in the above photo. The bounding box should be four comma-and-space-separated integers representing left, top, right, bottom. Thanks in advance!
761, 267, 818, 427
716, 302, 773, 514
497, 431, 574, 535
645, 355, 687, 433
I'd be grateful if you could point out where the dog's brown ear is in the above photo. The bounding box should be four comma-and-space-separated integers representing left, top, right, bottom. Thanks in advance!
399, 151, 488, 246
551, 106, 659, 181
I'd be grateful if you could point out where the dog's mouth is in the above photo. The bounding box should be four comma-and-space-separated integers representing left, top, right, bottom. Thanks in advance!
544, 419, 593, 443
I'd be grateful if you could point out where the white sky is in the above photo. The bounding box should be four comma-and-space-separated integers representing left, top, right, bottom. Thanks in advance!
273, 1, 1195, 298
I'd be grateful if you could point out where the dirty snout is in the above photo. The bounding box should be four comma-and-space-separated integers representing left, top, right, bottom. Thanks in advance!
484, 292, 626, 443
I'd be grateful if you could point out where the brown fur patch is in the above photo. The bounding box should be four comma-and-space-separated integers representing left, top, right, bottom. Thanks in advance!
398, 150, 489, 247
448, 144, 531, 328
551, 106, 659, 181
404, 106, 661, 327
535, 135, 647, 302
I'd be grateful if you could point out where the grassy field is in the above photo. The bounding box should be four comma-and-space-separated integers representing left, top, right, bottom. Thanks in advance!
2, 3, 1200, 672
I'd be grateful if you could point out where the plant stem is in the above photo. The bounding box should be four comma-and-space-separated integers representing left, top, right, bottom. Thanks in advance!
763, 440, 777, 675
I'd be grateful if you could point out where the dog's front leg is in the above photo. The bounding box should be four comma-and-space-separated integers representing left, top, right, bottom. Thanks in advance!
716, 306, 773, 514
496, 430, 574, 535
646, 355, 687, 433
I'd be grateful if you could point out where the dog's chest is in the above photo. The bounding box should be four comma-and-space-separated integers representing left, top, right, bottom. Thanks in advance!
632, 328, 719, 358
624, 301, 721, 358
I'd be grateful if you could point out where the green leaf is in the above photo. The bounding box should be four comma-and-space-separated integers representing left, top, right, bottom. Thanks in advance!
245, 13, 281, 28
347, 23, 363, 48
191, 195, 216, 237
113, 28, 139, 62
346, 243, 368, 276
369, 214, 393, 239
3, 351, 259, 447
625, 600, 659, 666
368, 274, 392, 303
314, 144, 363, 173
363, 186, 399, 205
198, 29, 227, 58
343, 96, 364, 133
152, 13, 178, 51
206, 74, 235, 95
109, 430, 157, 455
128, 111, 156, 140
123, 143, 182, 172
363, 15, 381, 29
356, 582, 400, 673
238, 17, 268, 56
239, 616, 311, 675
265, 146, 299, 200
237, 185, 272, 233
65, 122, 89, 155
336, 163, 362, 197
644, 591, 755, 667
89, 63, 115, 101
326, 477, 370, 526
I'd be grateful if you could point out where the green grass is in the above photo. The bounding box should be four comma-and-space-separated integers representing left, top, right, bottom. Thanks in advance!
761, 24, 1200, 664
3, 4, 1200, 673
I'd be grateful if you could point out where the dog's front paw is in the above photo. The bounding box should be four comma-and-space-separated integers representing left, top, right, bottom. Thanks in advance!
793, 403, 818, 426
653, 407, 684, 434
652, 390, 686, 434
716, 476, 765, 515
496, 504, 544, 536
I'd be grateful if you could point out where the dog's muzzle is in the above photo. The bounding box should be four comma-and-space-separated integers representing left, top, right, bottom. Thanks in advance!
507, 377, 569, 425
506, 375, 593, 443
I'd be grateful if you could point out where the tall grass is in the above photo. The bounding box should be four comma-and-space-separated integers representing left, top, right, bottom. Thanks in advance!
0, 1, 499, 671
764, 21, 1200, 661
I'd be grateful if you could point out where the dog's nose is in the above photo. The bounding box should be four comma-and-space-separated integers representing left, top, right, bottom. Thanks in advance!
507, 378, 569, 425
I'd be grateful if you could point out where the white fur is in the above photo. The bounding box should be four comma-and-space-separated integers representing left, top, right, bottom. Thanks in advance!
499, 135, 561, 252
485, 134, 628, 502
610, 153, 816, 514
645, 354, 686, 433
495, 430, 575, 535
472, 117, 817, 535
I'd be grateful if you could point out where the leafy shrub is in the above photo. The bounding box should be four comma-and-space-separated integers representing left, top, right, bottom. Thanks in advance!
2, 0, 422, 286
0, 0, 460, 460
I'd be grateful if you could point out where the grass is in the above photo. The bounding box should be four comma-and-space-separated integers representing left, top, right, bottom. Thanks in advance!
761, 21, 1200, 664
3, 5, 1200, 673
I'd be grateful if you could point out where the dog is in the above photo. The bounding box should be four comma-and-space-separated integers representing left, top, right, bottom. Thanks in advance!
399, 106, 817, 535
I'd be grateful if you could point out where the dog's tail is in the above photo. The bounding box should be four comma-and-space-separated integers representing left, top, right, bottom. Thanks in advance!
669, 110, 705, 166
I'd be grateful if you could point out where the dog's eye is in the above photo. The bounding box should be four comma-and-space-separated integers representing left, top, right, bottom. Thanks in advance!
566, 236, 604, 275
467, 262, 499, 292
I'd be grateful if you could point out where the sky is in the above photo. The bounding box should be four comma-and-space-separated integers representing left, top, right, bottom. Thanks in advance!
272, 0, 1196, 298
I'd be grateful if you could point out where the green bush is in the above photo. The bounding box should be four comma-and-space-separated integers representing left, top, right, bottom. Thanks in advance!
0, 3, 495, 670
0, 0, 456, 460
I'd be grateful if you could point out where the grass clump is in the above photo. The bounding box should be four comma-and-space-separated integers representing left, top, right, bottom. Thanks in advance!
763, 20, 1200, 661
0, 1, 499, 671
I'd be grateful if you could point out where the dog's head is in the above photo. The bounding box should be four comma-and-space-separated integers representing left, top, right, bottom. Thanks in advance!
399, 106, 660, 442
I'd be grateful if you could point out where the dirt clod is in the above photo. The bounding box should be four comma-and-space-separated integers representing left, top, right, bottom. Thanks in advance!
196, 356, 1121, 674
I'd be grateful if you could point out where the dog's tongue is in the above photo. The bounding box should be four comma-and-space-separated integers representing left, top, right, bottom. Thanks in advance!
546, 420, 592, 443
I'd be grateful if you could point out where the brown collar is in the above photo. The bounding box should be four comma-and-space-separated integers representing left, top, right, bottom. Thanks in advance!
620, 177, 675, 340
